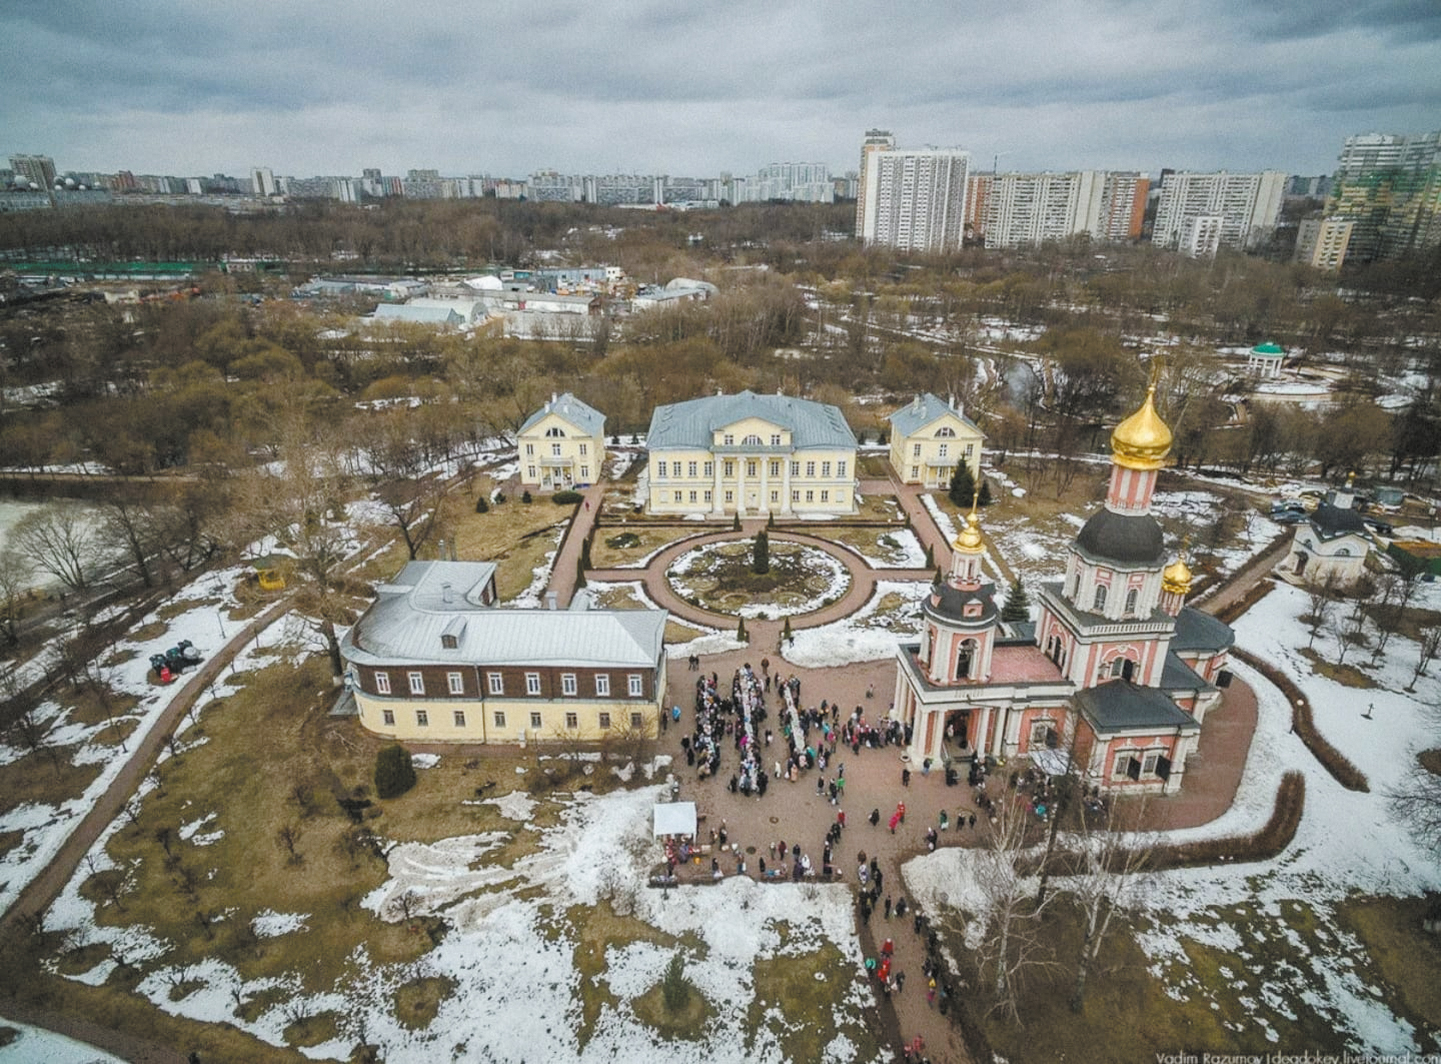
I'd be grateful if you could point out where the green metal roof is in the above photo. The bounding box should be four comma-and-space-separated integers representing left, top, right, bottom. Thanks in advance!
1252, 342, 1285, 355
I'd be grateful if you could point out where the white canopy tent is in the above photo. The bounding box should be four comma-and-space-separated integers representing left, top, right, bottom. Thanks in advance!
653, 801, 697, 838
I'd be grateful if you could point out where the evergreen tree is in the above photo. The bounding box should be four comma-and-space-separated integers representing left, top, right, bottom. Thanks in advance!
580, 535, 593, 570
662, 953, 692, 1012
732, 513, 741, 531
575, 557, 587, 589
978, 478, 994, 507
923, 543, 935, 568
753, 529, 770, 575
1001, 579, 1032, 623
475, 496, 489, 513
782, 616, 794, 643
374, 744, 416, 799
767, 511, 775, 529
948, 460, 976, 507
737, 616, 748, 643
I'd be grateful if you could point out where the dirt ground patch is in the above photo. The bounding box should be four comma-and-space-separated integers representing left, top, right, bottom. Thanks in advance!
953, 898, 1361, 1063
1337, 895, 1441, 1044
1299, 647, 1379, 688
1420, 749, 1441, 775
0, 746, 101, 818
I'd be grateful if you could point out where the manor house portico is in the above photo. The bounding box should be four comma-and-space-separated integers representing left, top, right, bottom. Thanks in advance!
646, 390, 858, 517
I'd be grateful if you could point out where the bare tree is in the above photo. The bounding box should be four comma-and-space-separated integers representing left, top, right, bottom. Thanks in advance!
233, 399, 355, 678
973, 793, 1058, 1023
277, 824, 302, 864
1069, 805, 1153, 1011
1301, 572, 1339, 650
0, 549, 34, 647
1407, 621, 1441, 692
12, 502, 108, 593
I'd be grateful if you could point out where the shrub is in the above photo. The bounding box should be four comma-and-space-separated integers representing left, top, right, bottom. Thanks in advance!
877, 430, 888, 444
1231, 648, 1369, 792
752, 530, 770, 575
737, 617, 748, 643
521, 490, 533, 504
374, 745, 416, 800
553, 490, 583, 505
475, 497, 489, 514
923, 543, 934, 568
493, 492, 506, 505
731, 513, 741, 532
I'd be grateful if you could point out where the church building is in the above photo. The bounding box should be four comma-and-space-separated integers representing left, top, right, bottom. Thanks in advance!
891, 385, 1234, 795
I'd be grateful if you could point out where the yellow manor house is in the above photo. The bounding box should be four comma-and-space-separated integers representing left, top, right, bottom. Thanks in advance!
645, 390, 859, 517
886, 392, 986, 489
517, 392, 607, 491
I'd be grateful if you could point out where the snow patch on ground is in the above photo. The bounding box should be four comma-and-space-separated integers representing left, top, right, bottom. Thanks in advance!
783, 581, 931, 667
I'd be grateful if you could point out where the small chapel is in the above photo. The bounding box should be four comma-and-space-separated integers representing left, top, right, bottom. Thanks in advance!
891, 384, 1235, 795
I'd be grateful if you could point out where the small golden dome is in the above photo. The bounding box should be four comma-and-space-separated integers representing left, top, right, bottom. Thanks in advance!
1111, 384, 1173, 471
1162, 553, 1193, 595
953, 506, 984, 554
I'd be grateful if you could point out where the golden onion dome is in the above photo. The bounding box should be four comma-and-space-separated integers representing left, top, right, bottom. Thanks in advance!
953, 508, 985, 554
1111, 384, 1173, 471
1162, 553, 1193, 595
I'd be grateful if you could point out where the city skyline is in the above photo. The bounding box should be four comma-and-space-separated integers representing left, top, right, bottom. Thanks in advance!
3, 0, 1440, 180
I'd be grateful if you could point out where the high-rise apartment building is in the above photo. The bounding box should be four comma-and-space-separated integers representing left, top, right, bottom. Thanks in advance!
970, 170, 1148, 248
1324, 130, 1440, 264
854, 129, 895, 235
1294, 217, 1353, 271
859, 144, 970, 253
9, 154, 57, 189
1150, 171, 1287, 257
250, 166, 277, 197
1097, 172, 1150, 243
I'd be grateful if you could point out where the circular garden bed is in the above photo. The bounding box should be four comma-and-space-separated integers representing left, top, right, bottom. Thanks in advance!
666, 538, 851, 619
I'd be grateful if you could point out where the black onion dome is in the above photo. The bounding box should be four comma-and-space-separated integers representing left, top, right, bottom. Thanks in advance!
1075, 508, 1165, 566
923, 582, 998, 628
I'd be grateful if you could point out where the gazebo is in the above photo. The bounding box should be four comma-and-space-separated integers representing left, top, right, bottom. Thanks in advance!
653, 801, 697, 839
1247, 342, 1286, 379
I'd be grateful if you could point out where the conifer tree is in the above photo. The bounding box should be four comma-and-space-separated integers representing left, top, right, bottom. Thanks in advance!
1001, 579, 1031, 623
753, 530, 770, 575
948, 460, 976, 507
978, 478, 994, 507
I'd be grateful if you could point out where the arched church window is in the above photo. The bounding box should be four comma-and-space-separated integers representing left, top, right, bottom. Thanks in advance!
1124, 588, 1139, 615
956, 639, 976, 680
1093, 584, 1107, 612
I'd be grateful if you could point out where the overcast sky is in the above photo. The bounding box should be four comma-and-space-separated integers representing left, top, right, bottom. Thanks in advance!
4, 0, 1440, 181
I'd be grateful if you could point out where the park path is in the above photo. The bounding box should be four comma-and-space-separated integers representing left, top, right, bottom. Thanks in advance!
543, 481, 609, 608
0, 595, 296, 1064
1194, 531, 1293, 618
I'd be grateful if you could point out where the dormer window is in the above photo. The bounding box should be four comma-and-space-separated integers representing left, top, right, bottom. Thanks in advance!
743, 434, 763, 446
545, 427, 566, 437
934, 427, 955, 437
441, 634, 458, 649
964, 603, 982, 617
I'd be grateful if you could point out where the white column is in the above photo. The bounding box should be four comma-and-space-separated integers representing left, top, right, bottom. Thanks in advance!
712, 458, 723, 514
760, 456, 770, 513
782, 457, 793, 514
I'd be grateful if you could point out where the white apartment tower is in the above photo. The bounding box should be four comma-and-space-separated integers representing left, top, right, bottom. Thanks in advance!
250, 167, 277, 197
1151, 171, 1287, 256
860, 146, 971, 253
854, 129, 896, 235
